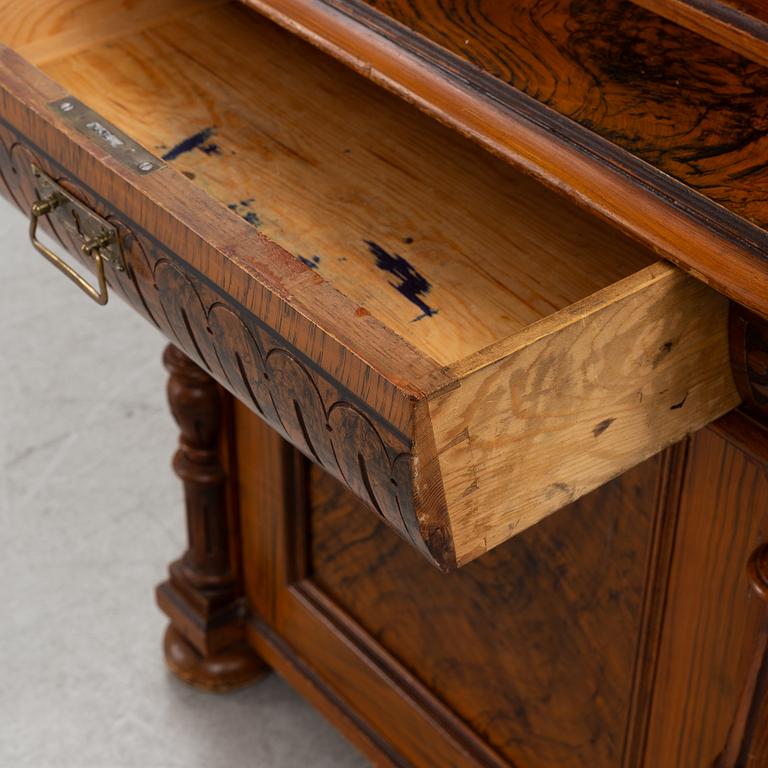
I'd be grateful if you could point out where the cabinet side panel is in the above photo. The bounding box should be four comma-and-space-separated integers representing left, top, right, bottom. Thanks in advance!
643, 415, 768, 767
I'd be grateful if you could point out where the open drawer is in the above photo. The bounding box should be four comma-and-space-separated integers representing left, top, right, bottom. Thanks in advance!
0, 0, 740, 569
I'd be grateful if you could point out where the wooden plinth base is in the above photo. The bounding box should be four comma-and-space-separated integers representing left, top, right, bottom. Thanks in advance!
163, 625, 268, 693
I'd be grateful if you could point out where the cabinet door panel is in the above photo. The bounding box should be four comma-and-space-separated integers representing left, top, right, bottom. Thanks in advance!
307, 454, 665, 767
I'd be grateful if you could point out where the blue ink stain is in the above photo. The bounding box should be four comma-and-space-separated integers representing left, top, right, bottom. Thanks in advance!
162, 127, 217, 160
298, 255, 321, 269
200, 143, 221, 156
228, 199, 261, 228
365, 240, 437, 321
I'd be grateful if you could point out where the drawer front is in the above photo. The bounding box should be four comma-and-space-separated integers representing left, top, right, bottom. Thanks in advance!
0, 46, 445, 563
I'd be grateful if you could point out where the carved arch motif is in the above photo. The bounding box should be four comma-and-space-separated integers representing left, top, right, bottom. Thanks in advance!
0, 130, 433, 561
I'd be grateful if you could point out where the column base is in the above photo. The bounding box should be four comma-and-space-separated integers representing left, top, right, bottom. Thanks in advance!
163, 624, 268, 693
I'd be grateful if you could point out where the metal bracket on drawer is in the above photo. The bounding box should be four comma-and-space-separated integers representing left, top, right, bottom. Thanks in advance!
49, 97, 164, 175
28, 165, 125, 304
32, 166, 125, 274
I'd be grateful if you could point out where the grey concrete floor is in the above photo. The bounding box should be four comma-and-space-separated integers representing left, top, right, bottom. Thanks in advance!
0, 196, 369, 768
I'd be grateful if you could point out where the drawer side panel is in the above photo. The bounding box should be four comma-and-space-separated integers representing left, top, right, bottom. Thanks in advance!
426, 264, 740, 566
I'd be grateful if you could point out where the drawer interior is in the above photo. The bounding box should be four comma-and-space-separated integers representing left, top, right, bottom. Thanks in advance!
0, 0, 656, 368
0, 0, 740, 567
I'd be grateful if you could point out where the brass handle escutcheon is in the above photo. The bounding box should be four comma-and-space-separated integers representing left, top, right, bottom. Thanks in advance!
29, 194, 111, 305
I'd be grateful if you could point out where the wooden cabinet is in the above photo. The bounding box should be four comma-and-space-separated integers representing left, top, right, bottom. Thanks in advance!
3, 0, 768, 765
230, 401, 768, 767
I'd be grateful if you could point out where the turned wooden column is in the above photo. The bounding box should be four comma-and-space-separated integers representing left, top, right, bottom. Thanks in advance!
156, 343, 266, 691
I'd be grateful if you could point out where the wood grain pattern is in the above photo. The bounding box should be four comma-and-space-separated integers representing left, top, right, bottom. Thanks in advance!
358, 0, 768, 229
34, 1, 655, 366
0, 0, 226, 65
236, 405, 507, 767
428, 263, 739, 565
245, 0, 768, 319
622, 440, 691, 768
307, 450, 667, 767
715, 542, 768, 767
248, 616, 405, 767
274, 583, 511, 767
5, 0, 768, 763
0, 1, 743, 568
631, 0, 768, 68
0, 40, 439, 422
235, 395, 768, 766
743, 548, 768, 768
643, 414, 768, 767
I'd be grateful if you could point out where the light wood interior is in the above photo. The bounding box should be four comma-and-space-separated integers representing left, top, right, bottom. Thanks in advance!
0, 0, 656, 365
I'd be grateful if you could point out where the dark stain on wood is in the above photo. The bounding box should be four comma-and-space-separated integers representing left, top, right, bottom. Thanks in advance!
299, 254, 321, 269
670, 393, 689, 410
227, 200, 261, 228
162, 126, 218, 161
365, 239, 437, 320
653, 340, 674, 368
594, 417, 616, 437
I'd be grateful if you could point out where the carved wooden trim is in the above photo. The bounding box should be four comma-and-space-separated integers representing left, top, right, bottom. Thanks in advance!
156, 344, 266, 691
0, 126, 446, 566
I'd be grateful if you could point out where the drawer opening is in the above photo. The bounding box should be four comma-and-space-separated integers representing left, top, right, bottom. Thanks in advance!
0, 0, 739, 568
2, 0, 656, 369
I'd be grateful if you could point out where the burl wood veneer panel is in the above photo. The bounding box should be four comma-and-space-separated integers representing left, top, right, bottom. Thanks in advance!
630, 0, 768, 67
360, 0, 768, 230
309, 456, 666, 768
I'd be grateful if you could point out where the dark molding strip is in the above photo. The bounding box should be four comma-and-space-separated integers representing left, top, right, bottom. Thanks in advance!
248, 612, 410, 767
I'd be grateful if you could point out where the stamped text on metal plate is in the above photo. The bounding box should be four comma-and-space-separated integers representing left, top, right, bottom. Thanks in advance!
49, 97, 165, 175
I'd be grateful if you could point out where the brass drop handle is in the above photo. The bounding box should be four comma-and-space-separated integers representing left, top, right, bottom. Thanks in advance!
29, 193, 111, 305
